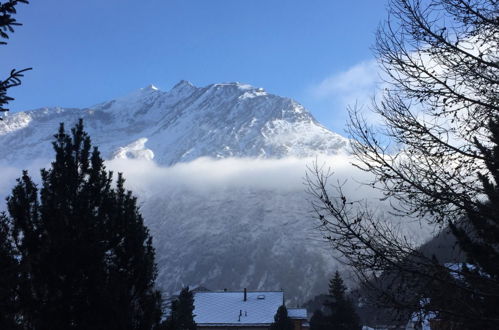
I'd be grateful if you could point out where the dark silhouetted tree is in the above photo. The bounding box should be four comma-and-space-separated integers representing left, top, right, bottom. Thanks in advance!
1, 0, 31, 118
307, 0, 499, 327
270, 305, 293, 330
309, 309, 328, 330
164, 287, 196, 330
0, 213, 20, 328
310, 273, 360, 330
2, 120, 163, 329
324, 272, 360, 330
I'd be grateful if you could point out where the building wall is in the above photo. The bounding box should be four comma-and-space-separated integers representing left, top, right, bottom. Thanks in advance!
292, 319, 309, 330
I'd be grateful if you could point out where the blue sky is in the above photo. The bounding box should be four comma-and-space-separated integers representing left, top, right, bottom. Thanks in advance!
2, 0, 388, 133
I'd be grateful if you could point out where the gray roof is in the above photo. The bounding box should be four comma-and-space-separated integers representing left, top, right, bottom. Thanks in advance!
287, 308, 307, 319
194, 291, 284, 326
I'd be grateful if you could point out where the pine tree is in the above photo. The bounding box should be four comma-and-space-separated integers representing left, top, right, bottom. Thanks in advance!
324, 272, 360, 330
452, 116, 499, 278
270, 305, 293, 330
3, 120, 163, 329
163, 300, 178, 330
309, 310, 328, 330
445, 116, 499, 328
329, 271, 347, 303
0, 213, 20, 329
164, 287, 196, 330
1, 0, 31, 117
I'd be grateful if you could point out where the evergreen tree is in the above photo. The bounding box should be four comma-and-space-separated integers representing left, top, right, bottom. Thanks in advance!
1, 0, 31, 117
329, 271, 347, 303
0, 213, 20, 329
309, 310, 328, 330
0, 3, 31, 318
163, 300, 178, 330
2, 120, 163, 329
323, 272, 360, 330
453, 116, 499, 278
270, 305, 293, 330
164, 287, 196, 330
445, 116, 499, 328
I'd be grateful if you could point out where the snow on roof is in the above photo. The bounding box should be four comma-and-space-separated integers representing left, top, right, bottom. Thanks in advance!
194, 291, 284, 326
287, 308, 307, 319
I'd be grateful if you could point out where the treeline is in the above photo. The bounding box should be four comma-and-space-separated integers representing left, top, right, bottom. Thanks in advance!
0, 120, 205, 329
0, 121, 164, 329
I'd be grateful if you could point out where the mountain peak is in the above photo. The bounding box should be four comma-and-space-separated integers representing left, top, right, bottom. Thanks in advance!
144, 84, 159, 91
0, 80, 348, 165
169, 80, 196, 98
172, 80, 195, 90
111, 84, 160, 105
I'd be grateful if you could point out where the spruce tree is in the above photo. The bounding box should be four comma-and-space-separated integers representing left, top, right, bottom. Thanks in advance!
3, 120, 163, 329
452, 116, 499, 278
329, 271, 347, 303
446, 116, 499, 327
1, 0, 31, 117
164, 287, 196, 330
309, 310, 328, 330
270, 305, 293, 330
324, 272, 360, 330
0, 213, 20, 329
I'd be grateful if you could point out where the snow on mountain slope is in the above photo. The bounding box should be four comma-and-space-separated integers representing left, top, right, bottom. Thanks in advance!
141, 185, 335, 305
0, 81, 348, 166
0, 81, 350, 302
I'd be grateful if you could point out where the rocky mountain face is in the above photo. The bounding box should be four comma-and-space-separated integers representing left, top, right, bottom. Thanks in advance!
0, 81, 350, 303
0, 81, 347, 166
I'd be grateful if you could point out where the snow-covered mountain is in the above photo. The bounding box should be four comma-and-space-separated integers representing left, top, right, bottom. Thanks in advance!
0, 81, 347, 166
0, 81, 350, 303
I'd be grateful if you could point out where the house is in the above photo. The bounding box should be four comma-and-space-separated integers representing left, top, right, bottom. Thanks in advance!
194, 289, 308, 330
287, 308, 309, 330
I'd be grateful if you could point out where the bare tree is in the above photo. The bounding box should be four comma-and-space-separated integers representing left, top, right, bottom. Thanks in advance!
308, 0, 499, 328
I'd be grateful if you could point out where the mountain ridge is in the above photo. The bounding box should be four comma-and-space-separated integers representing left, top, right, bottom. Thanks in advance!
0, 81, 350, 303
0, 81, 348, 166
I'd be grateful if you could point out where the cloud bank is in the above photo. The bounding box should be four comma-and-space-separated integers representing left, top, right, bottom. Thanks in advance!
0, 154, 436, 258
310, 59, 382, 109
0, 155, 380, 208
105, 155, 379, 197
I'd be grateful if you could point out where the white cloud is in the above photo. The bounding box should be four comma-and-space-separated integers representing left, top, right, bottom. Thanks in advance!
105, 155, 375, 197
0, 156, 435, 246
310, 59, 382, 109
104, 156, 434, 242
0, 159, 49, 205
0, 155, 380, 207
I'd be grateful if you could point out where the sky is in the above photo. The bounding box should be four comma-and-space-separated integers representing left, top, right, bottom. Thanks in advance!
2, 0, 388, 133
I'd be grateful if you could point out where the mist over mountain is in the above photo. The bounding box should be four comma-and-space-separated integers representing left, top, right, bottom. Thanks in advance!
0, 81, 372, 302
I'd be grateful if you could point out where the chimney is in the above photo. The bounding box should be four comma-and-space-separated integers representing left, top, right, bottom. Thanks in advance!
244, 288, 247, 302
